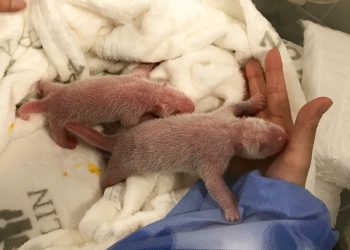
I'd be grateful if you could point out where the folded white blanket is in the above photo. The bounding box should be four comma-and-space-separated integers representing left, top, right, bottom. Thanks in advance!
0, 0, 309, 249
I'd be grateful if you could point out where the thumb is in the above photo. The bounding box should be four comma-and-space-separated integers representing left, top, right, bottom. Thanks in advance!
264, 97, 332, 186
0, 0, 26, 12
286, 97, 333, 159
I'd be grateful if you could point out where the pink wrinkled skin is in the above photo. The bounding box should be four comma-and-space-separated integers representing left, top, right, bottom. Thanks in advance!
18, 64, 195, 149
66, 94, 288, 222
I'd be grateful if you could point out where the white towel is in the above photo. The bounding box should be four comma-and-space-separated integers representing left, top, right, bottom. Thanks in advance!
0, 1, 310, 249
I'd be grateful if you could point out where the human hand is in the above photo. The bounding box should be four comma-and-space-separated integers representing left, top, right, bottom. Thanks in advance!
227, 48, 332, 186
0, 0, 26, 12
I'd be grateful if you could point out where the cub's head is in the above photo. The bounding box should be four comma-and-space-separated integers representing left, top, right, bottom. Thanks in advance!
155, 84, 195, 117
234, 117, 288, 159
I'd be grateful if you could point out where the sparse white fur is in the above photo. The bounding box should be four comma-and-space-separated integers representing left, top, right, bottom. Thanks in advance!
67, 94, 288, 221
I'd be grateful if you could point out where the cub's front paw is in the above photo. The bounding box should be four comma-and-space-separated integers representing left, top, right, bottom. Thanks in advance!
249, 93, 266, 113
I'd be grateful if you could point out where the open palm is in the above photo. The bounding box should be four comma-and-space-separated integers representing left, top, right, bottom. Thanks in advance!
228, 48, 332, 186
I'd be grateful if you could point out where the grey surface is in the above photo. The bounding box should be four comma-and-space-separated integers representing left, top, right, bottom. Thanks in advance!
323, 0, 350, 34
252, 0, 350, 45
335, 189, 350, 250
251, 1, 350, 249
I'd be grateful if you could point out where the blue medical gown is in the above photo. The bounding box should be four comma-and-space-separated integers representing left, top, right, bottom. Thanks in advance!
109, 171, 338, 250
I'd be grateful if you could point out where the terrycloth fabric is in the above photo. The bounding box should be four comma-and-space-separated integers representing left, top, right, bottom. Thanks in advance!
110, 171, 338, 250
1, 0, 311, 249
19, 173, 197, 250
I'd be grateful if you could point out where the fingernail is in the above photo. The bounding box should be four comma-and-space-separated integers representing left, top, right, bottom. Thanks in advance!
271, 47, 279, 53
11, 0, 26, 11
318, 100, 333, 115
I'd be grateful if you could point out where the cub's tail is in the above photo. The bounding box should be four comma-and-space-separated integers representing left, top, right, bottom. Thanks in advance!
65, 122, 114, 152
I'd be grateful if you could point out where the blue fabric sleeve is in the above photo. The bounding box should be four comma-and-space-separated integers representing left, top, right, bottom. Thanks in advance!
109, 170, 338, 250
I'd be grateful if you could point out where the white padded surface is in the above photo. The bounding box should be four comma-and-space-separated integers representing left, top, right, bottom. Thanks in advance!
302, 20, 350, 225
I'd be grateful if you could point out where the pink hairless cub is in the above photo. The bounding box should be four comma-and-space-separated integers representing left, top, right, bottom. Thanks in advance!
18, 63, 195, 149
66, 93, 288, 221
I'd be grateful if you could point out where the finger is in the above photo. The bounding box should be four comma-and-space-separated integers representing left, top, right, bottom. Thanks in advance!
244, 58, 267, 97
287, 97, 332, 159
276, 97, 333, 185
244, 58, 268, 118
265, 48, 286, 93
264, 48, 293, 124
240, 69, 249, 100
0, 0, 26, 12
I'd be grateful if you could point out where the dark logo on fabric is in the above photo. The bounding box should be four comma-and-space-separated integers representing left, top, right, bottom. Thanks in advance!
0, 209, 32, 250
0, 188, 63, 249
27, 189, 62, 234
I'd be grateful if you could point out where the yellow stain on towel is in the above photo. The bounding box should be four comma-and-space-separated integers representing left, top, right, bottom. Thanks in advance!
88, 162, 101, 176
74, 163, 82, 168
8, 123, 14, 134
63, 171, 69, 177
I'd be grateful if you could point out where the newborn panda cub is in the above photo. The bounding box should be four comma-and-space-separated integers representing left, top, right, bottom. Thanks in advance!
17, 63, 195, 149
66, 94, 288, 221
